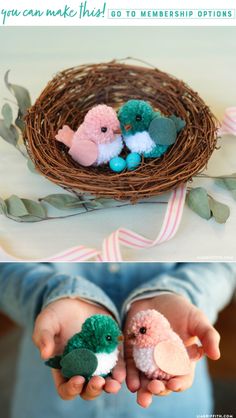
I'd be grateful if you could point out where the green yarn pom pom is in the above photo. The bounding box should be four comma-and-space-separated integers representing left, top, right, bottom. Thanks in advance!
144, 145, 169, 158
64, 314, 121, 355
118, 100, 155, 135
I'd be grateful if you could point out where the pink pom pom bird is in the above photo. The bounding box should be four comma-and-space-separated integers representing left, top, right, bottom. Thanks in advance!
127, 309, 203, 381
55, 104, 123, 167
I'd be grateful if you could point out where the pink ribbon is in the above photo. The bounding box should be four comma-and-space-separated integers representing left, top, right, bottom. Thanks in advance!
0, 107, 235, 262
102, 185, 186, 261
218, 107, 236, 136
47, 246, 101, 262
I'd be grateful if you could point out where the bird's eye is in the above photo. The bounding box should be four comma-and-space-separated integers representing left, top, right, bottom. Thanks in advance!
135, 114, 142, 122
101, 127, 107, 133
106, 335, 112, 341
139, 327, 147, 334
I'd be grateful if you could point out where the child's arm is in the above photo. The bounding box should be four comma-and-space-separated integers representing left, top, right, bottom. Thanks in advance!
122, 263, 236, 323
0, 263, 125, 400
0, 263, 119, 328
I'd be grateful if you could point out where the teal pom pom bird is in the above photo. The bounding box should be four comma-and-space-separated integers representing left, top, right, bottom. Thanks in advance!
45, 314, 123, 380
118, 99, 186, 158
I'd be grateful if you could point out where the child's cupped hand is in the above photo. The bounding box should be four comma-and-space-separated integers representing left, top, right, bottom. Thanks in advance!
124, 293, 221, 408
33, 298, 126, 401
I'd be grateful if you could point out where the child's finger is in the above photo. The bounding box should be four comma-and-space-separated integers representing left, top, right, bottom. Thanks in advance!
125, 344, 140, 392
126, 357, 140, 392
147, 379, 166, 395
33, 308, 60, 358
137, 376, 153, 408
156, 389, 172, 397
36, 329, 55, 359
104, 377, 121, 393
112, 355, 126, 383
166, 366, 195, 392
184, 337, 204, 362
137, 388, 153, 408
199, 327, 220, 360
52, 370, 85, 400
81, 376, 105, 400
190, 312, 221, 360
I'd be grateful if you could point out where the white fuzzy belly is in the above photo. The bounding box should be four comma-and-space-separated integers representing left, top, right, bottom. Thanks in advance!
93, 348, 119, 376
96, 136, 123, 165
133, 347, 171, 380
125, 132, 155, 153
133, 347, 156, 375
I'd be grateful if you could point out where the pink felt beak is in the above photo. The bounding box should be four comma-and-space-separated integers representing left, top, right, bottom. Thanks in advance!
113, 128, 121, 135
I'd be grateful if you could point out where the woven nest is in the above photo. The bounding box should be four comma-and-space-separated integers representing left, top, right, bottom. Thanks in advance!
24, 59, 218, 201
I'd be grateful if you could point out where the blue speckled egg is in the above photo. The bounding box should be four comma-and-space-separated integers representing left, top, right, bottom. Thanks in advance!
126, 153, 141, 171
109, 157, 127, 173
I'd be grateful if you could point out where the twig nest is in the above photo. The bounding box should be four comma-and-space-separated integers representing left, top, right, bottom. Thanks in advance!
24, 60, 218, 202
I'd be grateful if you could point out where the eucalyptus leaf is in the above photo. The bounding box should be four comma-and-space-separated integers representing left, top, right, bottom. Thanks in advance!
5, 195, 29, 217
4, 213, 45, 223
186, 187, 212, 220
0, 197, 7, 215
85, 200, 104, 209
215, 178, 226, 189
18, 214, 46, 222
21, 199, 46, 218
15, 110, 25, 132
215, 178, 236, 201
2, 103, 13, 128
0, 120, 19, 145
2, 195, 46, 222
4, 71, 31, 116
40, 194, 90, 210
215, 178, 236, 191
27, 158, 38, 174
223, 178, 236, 190
209, 197, 230, 224
97, 198, 127, 208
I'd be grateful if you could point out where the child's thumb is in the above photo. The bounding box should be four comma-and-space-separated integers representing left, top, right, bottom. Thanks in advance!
33, 329, 55, 360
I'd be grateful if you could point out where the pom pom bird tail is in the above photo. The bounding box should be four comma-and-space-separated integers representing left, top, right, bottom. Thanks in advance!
169, 115, 186, 133
55, 125, 74, 147
45, 355, 62, 369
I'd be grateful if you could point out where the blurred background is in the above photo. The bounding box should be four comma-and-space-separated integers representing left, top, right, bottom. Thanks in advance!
0, 298, 236, 417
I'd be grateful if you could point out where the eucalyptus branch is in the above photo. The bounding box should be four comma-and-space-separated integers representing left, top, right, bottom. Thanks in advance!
1, 200, 168, 224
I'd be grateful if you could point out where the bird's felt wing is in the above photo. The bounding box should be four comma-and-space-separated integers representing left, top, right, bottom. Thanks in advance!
55, 125, 75, 147
148, 116, 177, 146
154, 341, 191, 376
60, 348, 98, 379
69, 139, 98, 166
169, 115, 186, 133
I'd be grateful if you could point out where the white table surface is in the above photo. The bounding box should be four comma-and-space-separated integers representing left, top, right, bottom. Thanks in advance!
0, 26, 236, 261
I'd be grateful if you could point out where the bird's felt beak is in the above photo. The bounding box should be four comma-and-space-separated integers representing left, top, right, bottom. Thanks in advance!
124, 124, 132, 132
118, 335, 124, 342
113, 128, 121, 135
128, 332, 136, 340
